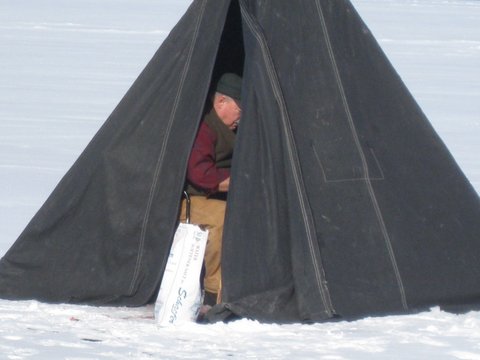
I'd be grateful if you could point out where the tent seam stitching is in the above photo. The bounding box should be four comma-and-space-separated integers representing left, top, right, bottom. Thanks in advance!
127, 0, 208, 295
314, 0, 408, 310
240, 0, 335, 318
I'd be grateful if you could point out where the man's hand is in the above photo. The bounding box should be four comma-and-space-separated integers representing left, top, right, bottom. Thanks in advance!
218, 177, 230, 192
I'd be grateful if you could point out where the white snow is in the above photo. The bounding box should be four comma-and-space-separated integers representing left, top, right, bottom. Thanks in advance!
0, 0, 479, 358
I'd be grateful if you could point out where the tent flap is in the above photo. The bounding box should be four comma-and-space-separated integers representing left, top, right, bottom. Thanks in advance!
0, 0, 232, 306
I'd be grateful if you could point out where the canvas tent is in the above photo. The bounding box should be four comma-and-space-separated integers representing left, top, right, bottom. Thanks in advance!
1, 0, 479, 323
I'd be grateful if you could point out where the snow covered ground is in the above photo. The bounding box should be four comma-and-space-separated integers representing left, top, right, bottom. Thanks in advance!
0, 0, 479, 358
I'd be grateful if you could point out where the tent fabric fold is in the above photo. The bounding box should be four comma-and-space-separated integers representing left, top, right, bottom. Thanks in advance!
1, 0, 479, 323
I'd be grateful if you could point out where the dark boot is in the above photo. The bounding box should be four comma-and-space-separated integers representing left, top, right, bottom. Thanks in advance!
203, 291, 218, 306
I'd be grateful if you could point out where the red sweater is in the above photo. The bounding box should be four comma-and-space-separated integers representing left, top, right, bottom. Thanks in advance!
187, 121, 231, 194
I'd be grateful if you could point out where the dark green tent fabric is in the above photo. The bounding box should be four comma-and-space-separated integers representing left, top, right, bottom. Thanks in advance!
1, 0, 479, 323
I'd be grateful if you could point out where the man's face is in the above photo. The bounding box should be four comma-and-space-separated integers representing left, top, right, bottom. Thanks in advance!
215, 94, 242, 130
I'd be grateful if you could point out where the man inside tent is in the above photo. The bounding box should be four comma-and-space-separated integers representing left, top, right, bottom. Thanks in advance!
180, 73, 242, 307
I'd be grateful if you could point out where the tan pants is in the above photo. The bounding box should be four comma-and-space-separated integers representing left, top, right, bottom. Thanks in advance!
179, 196, 226, 299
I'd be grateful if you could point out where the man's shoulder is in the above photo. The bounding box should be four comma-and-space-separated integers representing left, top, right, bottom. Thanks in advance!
197, 120, 217, 143
203, 111, 232, 138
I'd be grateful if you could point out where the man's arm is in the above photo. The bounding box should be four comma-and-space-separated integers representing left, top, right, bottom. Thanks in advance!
187, 122, 230, 194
